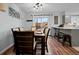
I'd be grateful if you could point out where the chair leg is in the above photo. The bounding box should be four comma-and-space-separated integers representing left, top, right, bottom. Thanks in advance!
69, 41, 72, 47
35, 43, 37, 55
62, 35, 66, 46
69, 36, 72, 47
46, 44, 48, 52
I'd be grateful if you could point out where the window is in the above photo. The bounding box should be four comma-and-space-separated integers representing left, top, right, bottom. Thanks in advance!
33, 18, 48, 23
33, 18, 37, 23
71, 16, 77, 24
42, 18, 48, 22
71, 16, 79, 25
38, 18, 42, 23
32, 17, 48, 30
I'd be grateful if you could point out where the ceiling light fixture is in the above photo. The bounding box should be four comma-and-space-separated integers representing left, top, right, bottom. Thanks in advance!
33, 3, 43, 11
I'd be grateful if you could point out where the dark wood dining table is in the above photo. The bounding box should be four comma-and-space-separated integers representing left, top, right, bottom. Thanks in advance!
34, 32, 45, 55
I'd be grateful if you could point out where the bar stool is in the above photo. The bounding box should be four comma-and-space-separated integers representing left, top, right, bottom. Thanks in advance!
58, 32, 65, 42
54, 28, 59, 40
62, 34, 72, 47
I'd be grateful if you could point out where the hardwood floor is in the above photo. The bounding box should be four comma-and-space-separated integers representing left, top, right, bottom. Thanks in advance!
2, 46, 15, 55
47, 36, 79, 55
2, 36, 79, 55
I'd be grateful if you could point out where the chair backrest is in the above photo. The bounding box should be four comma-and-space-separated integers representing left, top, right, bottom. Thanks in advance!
11, 28, 20, 39
13, 31, 34, 55
43, 27, 47, 33
11, 27, 20, 32
44, 28, 50, 42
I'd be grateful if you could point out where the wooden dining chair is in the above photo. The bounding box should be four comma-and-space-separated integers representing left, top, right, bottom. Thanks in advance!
35, 27, 47, 44
43, 27, 48, 34
44, 28, 50, 52
11, 27, 20, 32
13, 31, 36, 55
35, 27, 50, 52
11, 27, 20, 51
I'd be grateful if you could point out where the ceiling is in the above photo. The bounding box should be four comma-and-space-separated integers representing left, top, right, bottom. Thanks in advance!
15, 3, 79, 13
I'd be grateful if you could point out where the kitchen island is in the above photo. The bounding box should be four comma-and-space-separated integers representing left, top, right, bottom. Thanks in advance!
51, 26, 79, 51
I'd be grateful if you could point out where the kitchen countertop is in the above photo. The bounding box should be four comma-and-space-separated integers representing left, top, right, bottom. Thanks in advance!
52, 26, 79, 29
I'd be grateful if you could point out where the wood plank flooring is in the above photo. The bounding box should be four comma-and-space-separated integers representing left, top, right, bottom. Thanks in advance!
47, 36, 79, 55
2, 36, 79, 55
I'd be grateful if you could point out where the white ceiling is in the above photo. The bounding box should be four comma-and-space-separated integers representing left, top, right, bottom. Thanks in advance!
15, 3, 79, 13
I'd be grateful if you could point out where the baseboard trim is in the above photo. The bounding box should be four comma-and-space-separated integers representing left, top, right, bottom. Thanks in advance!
0, 43, 14, 55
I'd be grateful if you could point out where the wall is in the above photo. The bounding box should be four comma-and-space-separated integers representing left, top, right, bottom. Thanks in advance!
48, 15, 54, 27
21, 20, 33, 30
21, 12, 33, 30
0, 4, 23, 53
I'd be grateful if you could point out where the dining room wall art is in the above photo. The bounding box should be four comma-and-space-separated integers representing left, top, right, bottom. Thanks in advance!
9, 7, 20, 19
